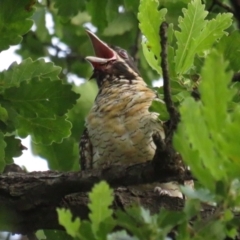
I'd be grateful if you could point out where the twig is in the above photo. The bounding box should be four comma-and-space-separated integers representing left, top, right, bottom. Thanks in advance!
151, 23, 186, 182
159, 22, 180, 141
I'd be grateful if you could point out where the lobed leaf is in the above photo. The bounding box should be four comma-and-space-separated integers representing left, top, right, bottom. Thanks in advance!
174, 98, 217, 190
175, 0, 208, 74
217, 31, 240, 72
142, 43, 162, 75
88, 181, 114, 237
3, 79, 80, 118
57, 208, 81, 238
0, 0, 34, 52
175, 0, 232, 75
17, 115, 72, 145
199, 50, 234, 133
4, 136, 24, 164
138, 0, 167, 75
53, 0, 86, 20
0, 58, 61, 91
32, 138, 79, 171
174, 50, 236, 189
196, 13, 232, 54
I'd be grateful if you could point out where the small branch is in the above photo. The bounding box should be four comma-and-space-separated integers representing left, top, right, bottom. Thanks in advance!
0, 161, 193, 233
0, 161, 193, 203
159, 22, 180, 141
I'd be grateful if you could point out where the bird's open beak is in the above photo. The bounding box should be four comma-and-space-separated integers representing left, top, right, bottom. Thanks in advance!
85, 30, 116, 67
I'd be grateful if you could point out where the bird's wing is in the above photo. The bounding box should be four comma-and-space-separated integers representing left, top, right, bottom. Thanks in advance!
79, 128, 93, 170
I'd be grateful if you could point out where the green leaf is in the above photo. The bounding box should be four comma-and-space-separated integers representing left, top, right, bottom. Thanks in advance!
115, 207, 143, 238
86, 0, 108, 32
57, 208, 81, 238
199, 50, 233, 133
157, 209, 186, 228
0, 105, 8, 123
17, 115, 72, 145
175, 0, 208, 74
173, 98, 219, 190
68, 81, 97, 141
0, 0, 34, 51
53, 0, 86, 20
103, 12, 136, 36
150, 98, 169, 121
33, 6, 50, 42
3, 79, 80, 118
174, 50, 235, 189
184, 199, 201, 219
196, 13, 232, 53
142, 43, 161, 75
32, 138, 79, 171
79, 220, 96, 240
0, 58, 61, 90
88, 181, 114, 237
138, 0, 167, 62
217, 31, 240, 72
4, 136, 24, 164
223, 106, 240, 167
138, 0, 167, 75
175, 0, 232, 74
0, 131, 6, 172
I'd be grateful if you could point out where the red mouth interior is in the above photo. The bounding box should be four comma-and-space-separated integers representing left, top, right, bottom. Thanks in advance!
86, 30, 115, 59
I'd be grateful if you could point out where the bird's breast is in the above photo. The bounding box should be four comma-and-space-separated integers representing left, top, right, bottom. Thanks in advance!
86, 83, 164, 168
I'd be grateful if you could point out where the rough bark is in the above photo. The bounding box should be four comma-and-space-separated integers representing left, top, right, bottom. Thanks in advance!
0, 161, 192, 234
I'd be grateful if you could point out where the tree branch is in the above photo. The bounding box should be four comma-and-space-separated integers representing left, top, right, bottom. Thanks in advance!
0, 161, 193, 234
0, 184, 184, 234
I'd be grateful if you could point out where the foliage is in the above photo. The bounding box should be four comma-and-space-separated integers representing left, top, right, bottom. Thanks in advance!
1, 0, 240, 239
58, 181, 114, 240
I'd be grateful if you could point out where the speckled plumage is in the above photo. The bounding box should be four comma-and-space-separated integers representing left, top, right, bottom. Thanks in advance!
85, 74, 164, 168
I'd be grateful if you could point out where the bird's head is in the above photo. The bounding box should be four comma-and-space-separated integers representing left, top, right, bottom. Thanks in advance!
85, 30, 140, 87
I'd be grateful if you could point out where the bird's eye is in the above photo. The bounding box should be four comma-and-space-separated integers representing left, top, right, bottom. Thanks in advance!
118, 49, 128, 59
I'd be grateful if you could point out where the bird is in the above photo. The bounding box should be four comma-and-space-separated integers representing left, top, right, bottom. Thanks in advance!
80, 30, 183, 198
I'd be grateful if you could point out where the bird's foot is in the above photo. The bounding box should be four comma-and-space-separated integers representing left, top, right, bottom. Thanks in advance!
154, 186, 173, 196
